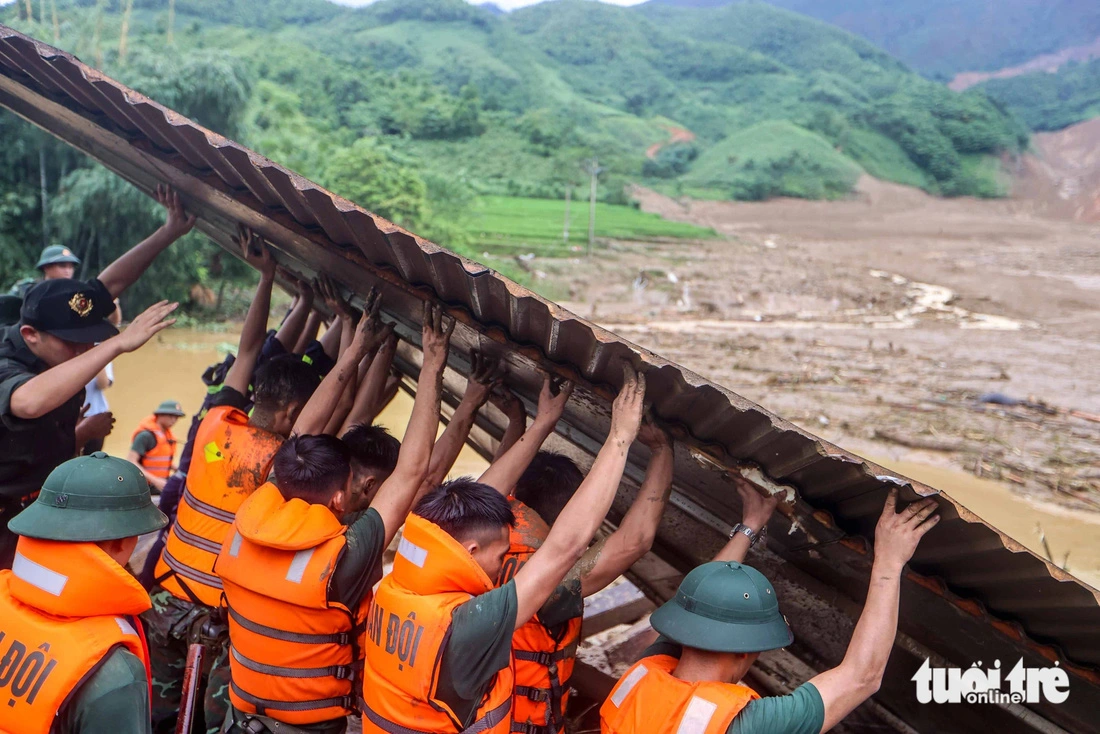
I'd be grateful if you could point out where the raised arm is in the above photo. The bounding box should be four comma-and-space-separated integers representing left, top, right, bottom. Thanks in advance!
98, 186, 196, 298
275, 278, 314, 352
711, 477, 779, 564
418, 352, 503, 495
319, 315, 343, 362
294, 310, 324, 355
810, 490, 939, 733
490, 387, 527, 459
222, 227, 277, 397
293, 289, 387, 436
339, 331, 398, 435
478, 376, 573, 497
10, 301, 177, 419
578, 420, 673, 597
370, 303, 453, 546
512, 367, 645, 629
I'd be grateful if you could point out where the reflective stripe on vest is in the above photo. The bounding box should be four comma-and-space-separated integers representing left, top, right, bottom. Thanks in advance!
230, 680, 353, 715
132, 416, 176, 479
600, 656, 759, 734
676, 697, 718, 734
216, 488, 358, 726
363, 697, 512, 734
153, 406, 282, 608
359, 515, 513, 734
505, 502, 581, 734
0, 542, 151, 734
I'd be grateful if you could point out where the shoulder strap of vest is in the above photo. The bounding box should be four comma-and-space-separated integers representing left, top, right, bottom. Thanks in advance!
361, 696, 511, 734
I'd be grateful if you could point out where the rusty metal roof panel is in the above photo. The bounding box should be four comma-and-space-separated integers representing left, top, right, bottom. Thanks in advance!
2, 26, 1098, 733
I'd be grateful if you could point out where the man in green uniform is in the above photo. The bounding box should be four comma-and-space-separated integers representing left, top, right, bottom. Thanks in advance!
0, 452, 168, 734
5, 244, 82, 304
0, 185, 194, 569
601, 486, 940, 734
127, 400, 186, 492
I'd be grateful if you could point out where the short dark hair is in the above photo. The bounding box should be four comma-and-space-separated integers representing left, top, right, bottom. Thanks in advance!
252, 357, 320, 412
273, 434, 351, 505
343, 423, 400, 476
514, 451, 584, 526
414, 477, 515, 544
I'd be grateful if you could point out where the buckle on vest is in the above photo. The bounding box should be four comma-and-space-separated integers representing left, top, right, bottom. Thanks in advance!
336, 632, 350, 645
331, 664, 353, 680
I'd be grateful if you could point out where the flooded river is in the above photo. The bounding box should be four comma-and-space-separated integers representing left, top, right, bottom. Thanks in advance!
107, 328, 1096, 587
102, 327, 488, 475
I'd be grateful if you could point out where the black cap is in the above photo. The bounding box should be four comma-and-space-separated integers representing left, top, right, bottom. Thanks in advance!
20, 279, 119, 343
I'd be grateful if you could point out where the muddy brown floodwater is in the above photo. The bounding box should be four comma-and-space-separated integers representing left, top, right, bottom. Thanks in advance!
102, 327, 488, 476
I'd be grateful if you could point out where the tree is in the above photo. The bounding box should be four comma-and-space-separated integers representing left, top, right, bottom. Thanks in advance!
322, 138, 428, 229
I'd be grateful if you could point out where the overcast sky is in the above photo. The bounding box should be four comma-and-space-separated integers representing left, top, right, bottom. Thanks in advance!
0, 0, 649, 9
331, 0, 647, 8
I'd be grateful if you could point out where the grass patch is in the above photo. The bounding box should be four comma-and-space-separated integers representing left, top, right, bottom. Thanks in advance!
463, 195, 715, 255
843, 129, 932, 190
683, 121, 863, 200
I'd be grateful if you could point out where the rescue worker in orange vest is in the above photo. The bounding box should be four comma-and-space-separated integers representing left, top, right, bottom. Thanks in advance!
359, 365, 648, 734
127, 400, 186, 492
144, 229, 389, 734
420, 365, 677, 734
0, 452, 168, 734
601, 486, 940, 734
215, 303, 452, 734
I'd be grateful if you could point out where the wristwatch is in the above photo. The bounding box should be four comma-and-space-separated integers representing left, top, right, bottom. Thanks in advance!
729, 522, 767, 547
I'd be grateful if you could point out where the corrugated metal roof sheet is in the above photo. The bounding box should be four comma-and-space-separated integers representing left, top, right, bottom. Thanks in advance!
1, 25, 1097, 733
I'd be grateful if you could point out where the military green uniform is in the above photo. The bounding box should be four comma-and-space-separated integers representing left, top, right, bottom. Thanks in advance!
622, 562, 823, 734
2, 453, 168, 734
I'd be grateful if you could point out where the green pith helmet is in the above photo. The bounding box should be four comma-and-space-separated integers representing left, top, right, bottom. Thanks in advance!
35, 245, 81, 270
8, 453, 168, 542
649, 561, 794, 654
153, 400, 186, 417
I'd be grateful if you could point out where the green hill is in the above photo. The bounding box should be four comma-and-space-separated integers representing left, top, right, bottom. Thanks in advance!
2, 0, 1028, 211
704, 0, 1100, 79
976, 59, 1100, 132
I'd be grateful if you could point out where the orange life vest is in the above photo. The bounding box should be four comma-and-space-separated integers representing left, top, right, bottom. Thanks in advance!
359, 514, 513, 734
131, 415, 177, 479
155, 405, 284, 607
600, 655, 760, 734
216, 483, 364, 725
0, 537, 153, 734
498, 500, 583, 734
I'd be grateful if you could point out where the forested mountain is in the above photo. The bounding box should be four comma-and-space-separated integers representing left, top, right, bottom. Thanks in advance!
667, 0, 1100, 80
0, 0, 1029, 300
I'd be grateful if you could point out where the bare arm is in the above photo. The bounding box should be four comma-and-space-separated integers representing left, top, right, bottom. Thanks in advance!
370, 303, 453, 546
512, 367, 645, 629
275, 278, 314, 352
418, 353, 503, 496
319, 315, 342, 361
490, 388, 527, 459
339, 332, 398, 435
810, 490, 939, 733
293, 290, 386, 437
478, 376, 573, 497
222, 228, 277, 397
324, 350, 373, 436
579, 421, 673, 597
294, 310, 323, 355
98, 186, 195, 298
10, 301, 178, 419
711, 477, 780, 564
